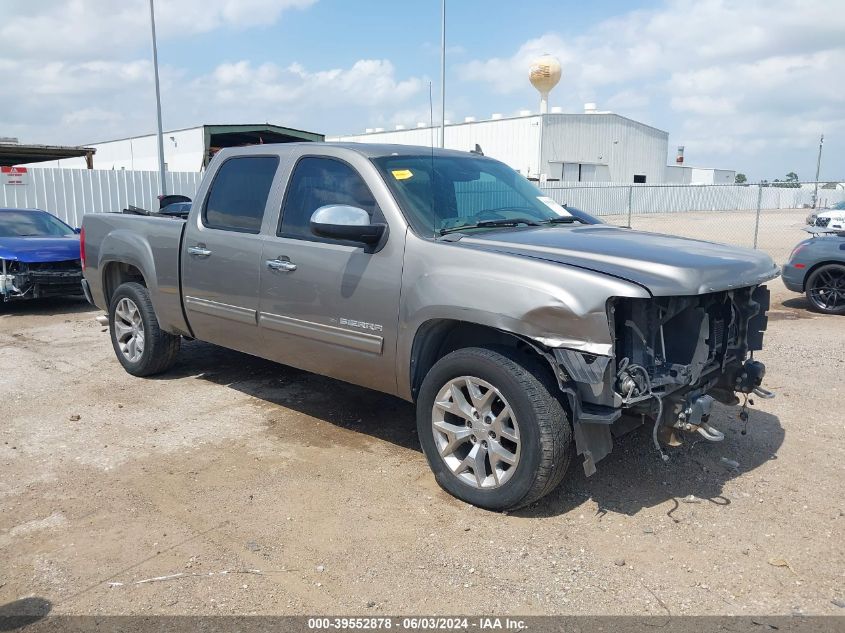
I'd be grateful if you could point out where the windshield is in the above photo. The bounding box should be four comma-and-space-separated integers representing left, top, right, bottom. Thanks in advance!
831, 201, 845, 211
372, 154, 574, 236
0, 210, 75, 238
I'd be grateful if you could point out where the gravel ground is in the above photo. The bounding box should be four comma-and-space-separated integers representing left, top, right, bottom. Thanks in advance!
1, 276, 843, 617
604, 208, 812, 264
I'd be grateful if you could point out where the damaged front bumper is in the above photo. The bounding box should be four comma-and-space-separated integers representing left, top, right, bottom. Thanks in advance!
1, 258, 83, 302
551, 285, 774, 475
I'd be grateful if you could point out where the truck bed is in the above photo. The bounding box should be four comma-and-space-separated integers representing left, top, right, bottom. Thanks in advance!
82, 212, 190, 335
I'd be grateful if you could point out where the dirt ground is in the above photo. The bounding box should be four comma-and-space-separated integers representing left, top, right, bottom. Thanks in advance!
2, 276, 844, 616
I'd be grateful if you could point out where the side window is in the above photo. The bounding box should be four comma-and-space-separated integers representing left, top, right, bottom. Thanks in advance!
279, 157, 379, 239
203, 156, 279, 233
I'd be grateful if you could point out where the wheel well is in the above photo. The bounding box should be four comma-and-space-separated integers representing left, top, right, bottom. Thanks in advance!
409, 320, 552, 400
102, 262, 146, 305
802, 260, 845, 290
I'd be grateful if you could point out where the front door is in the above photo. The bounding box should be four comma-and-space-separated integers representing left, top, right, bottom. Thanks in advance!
181, 155, 279, 355
257, 156, 404, 394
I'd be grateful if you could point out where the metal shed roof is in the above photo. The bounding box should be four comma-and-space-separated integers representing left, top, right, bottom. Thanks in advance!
202, 124, 324, 166
203, 123, 323, 144
0, 143, 96, 167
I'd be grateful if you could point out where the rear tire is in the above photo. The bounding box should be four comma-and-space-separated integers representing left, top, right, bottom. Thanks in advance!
804, 263, 845, 315
416, 346, 572, 511
109, 282, 180, 376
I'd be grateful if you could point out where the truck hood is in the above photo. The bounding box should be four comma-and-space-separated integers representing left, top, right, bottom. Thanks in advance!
0, 236, 81, 263
458, 225, 779, 296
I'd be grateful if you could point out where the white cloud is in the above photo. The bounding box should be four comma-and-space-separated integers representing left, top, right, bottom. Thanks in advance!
193, 59, 424, 115
667, 48, 845, 161
604, 89, 650, 112
0, 0, 316, 59
2, 0, 842, 179
455, 0, 845, 176
60, 107, 125, 127
0, 0, 320, 144
0, 53, 425, 145
459, 33, 572, 95
0, 1, 425, 146
0, 57, 162, 144
458, 0, 845, 96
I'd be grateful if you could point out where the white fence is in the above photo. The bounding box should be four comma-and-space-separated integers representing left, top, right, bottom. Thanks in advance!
1, 168, 202, 227
537, 182, 845, 217
3, 168, 843, 231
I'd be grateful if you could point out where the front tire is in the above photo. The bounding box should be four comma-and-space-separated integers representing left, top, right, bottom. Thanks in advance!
416, 346, 572, 511
805, 263, 845, 314
109, 282, 180, 376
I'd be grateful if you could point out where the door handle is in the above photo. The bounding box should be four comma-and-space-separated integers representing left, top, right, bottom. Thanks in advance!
266, 258, 297, 272
187, 245, 212, 257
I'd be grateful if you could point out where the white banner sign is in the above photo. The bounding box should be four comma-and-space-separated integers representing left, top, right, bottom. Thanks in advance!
2, 166, 28, 185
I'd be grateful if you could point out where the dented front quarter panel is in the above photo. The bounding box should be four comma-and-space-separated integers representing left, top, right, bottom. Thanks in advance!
395, 231, 650, 400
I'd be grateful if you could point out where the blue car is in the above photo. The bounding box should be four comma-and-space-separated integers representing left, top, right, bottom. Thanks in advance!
782, 227, 845, 314
0, 208, 83, 302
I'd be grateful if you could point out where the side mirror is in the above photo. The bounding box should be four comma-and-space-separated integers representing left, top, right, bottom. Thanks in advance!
158, 194, 192, 209
73, 227, 81, 234
310, 205, 386, 247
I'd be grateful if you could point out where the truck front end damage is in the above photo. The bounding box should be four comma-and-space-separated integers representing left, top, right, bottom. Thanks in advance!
553, 285, 772, 475
1, 258, 83, 302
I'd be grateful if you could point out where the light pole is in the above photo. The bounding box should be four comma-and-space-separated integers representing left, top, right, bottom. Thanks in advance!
439, 0, 446, 148
149, 0, 167, 196
812, 134, 824, 209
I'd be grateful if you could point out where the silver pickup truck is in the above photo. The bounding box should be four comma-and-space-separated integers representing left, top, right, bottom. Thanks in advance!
81, 143, 779, 510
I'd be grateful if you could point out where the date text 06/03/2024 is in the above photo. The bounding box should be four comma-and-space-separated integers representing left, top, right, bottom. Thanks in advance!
306, 617, 528, 630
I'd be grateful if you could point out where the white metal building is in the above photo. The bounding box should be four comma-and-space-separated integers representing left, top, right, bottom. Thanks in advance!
30, 124, 323, 172
328, 107, 670, 183
665, 165, 736, 185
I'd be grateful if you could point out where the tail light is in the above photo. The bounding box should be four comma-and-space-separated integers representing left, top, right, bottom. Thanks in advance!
79, 226, 86, 271
788, 243, 804, 263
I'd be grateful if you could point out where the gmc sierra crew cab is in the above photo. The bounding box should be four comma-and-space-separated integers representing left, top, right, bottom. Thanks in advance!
81, 143, 779, 510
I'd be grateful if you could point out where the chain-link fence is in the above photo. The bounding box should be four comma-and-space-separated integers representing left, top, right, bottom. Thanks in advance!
539, 182, 845, 264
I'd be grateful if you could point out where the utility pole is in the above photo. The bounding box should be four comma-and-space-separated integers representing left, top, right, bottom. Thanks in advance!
812, 134, 824, 209
149, 0, 167, 196
439, 0, 446, 148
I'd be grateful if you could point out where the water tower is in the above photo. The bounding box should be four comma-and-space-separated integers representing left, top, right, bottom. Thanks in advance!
529, 54, 561, 114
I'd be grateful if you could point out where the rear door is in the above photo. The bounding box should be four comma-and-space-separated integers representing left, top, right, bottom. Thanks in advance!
181, 154, 279, 355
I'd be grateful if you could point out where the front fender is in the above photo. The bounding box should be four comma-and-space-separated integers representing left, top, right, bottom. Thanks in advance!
395, 236, 650, 400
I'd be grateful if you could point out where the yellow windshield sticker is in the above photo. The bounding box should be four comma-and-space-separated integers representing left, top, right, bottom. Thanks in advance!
391, 169, 413, 180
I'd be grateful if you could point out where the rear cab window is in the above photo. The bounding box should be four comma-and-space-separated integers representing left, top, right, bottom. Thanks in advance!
203, 156, 279, 233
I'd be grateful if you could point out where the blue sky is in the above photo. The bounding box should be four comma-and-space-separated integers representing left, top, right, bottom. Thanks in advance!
159, 1, 656, 75
1, 0, 842, 181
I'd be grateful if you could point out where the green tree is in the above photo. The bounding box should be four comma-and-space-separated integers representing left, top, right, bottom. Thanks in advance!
735, 173, 747, 184
773, 172, 800, 188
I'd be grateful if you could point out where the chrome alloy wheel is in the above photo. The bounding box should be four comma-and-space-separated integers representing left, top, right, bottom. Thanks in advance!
431, 376, 521, 489
113, 297, 145, 363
